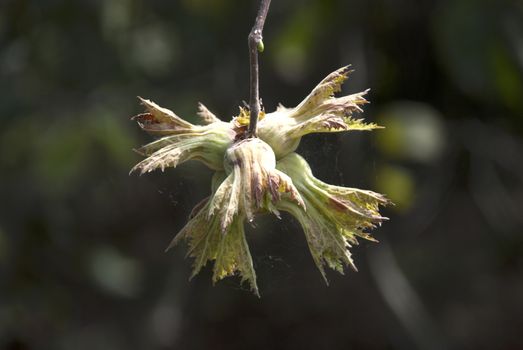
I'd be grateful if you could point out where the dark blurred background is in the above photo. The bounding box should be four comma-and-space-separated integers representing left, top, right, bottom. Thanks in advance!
1, 0, 522, 349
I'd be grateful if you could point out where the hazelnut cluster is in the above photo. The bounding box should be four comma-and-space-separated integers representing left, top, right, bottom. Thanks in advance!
132, 67, 390, 296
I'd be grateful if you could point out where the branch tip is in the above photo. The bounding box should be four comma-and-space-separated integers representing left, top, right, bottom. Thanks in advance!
247, 0, 272, 138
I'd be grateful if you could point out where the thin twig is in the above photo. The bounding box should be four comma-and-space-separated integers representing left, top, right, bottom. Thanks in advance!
247, 0, 271, 138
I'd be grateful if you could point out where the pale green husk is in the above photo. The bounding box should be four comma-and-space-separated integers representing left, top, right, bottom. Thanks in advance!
276, 153, 390, 282
257, 66, 382, 159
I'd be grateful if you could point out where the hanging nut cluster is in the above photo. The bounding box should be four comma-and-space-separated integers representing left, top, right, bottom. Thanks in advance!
132, 66, 390, 296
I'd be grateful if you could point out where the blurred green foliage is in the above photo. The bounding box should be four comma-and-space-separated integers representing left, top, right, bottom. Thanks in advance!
1, 0, 522, 349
